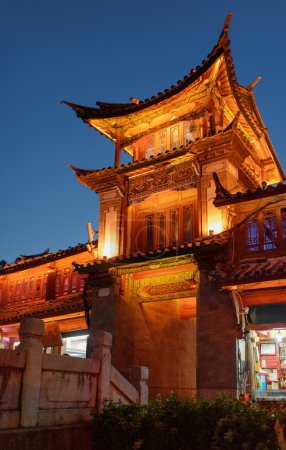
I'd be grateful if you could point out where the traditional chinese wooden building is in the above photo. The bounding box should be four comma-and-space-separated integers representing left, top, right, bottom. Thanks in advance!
213, 177, 286, 400
60, 12, 286, 400
0, 245, 95, 356
1, 12, 286, 401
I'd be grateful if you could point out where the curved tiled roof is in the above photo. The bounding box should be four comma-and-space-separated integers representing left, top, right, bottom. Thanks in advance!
61, 14, 232, 119
67, 125, 236, 187
61, 12, 284, 181
216, 256, 286, 286
213, 172, 286, 206
73, 233, 230, 274
0, 241, 97, 275
0, 293, 90, 325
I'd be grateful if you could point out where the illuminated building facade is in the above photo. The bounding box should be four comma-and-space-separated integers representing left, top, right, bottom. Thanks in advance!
0, 245, 95, 356
60, 13, 286, 400
2, 13, 286, 401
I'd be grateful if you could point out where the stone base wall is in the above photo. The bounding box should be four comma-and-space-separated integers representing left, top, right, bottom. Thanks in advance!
0, 424, 93, 450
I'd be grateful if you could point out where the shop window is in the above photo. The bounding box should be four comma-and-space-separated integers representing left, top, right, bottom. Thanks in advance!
184, 206, 193, 242
158, 130, 167, 153
62, 332, 89, 358
146, 135, 155, 158
171, 126, 180, 149
158, 213, 166, 248
250, 329, 286, 400
146, 215, 154, 251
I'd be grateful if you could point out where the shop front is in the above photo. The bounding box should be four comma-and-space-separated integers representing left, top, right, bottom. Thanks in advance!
245, 303, 286, 401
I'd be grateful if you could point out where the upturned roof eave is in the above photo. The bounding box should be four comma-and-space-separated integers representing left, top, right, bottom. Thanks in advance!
61, 14, 236, 121
246, 90, 285, 181
0, 242, 97, 275
61, 49, 224, 121
67, 126, 239, 192
61, 12, 283, 177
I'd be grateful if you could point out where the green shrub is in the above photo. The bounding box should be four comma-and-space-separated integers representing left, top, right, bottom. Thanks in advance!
92, 394, 279, 450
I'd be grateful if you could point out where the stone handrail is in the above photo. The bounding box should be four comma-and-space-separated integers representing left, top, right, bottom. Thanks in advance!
0, 318, 148, 429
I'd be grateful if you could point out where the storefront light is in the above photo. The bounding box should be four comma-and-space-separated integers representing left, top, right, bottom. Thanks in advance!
277, 330, 283, 343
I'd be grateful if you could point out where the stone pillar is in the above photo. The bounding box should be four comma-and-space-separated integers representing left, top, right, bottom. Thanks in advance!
197, 271, 237, 399
89, 271, 118, 347
130, 366, 149, 405
92, 331, 112, 411
18, 318, 44, 427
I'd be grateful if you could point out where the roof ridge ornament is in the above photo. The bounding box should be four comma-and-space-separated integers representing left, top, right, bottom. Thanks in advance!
247, 76, 262, 90
213, 172, 231, 198
219, 12, 233, 40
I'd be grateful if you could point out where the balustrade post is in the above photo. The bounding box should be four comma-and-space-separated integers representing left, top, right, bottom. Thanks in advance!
18, 318, 44, 427
130, 366, 149, 405
92, 331, 112, 411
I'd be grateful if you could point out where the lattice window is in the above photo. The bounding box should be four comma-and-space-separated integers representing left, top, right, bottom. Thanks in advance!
184, 122, 195, 145
22, 278, 28, 301
184, 206, 193, 242
79, 274, 87, 292
171, 210, 179, 245
245, 218, 259, 252
71, 271, 78, 292
35, 276, 42, 300
63, 270, 70, 295
171, 126, 180, 149
158, 213, 166, 248
28, 277, 35, 301
146, 135, 155, 158
8, 282, 14, 304
41, 274, 48, 299
244, 207, 286, 254
158, 130, 167, 153
281, 208, 286, 241
15, 280, 21, 303
146, 215, 154, 251
55, 271, 61, 297
263, 210, 277, 250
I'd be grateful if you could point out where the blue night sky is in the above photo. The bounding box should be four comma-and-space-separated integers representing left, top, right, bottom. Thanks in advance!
1, 1, 286, 263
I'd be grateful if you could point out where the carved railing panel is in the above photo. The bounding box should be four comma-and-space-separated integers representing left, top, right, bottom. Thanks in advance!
128, 160, 197, 205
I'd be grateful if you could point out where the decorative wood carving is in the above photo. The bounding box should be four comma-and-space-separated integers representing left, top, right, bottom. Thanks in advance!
142, 281, 196, 297
124, 268, 199, 302
128, 160, 197, 205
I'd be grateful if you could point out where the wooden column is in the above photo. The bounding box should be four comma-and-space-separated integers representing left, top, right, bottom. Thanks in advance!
114, 132, 121, 168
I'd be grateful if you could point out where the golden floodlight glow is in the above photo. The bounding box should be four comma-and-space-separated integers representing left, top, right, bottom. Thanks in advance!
103, 207, 118, 259
208, 220, 223, 235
